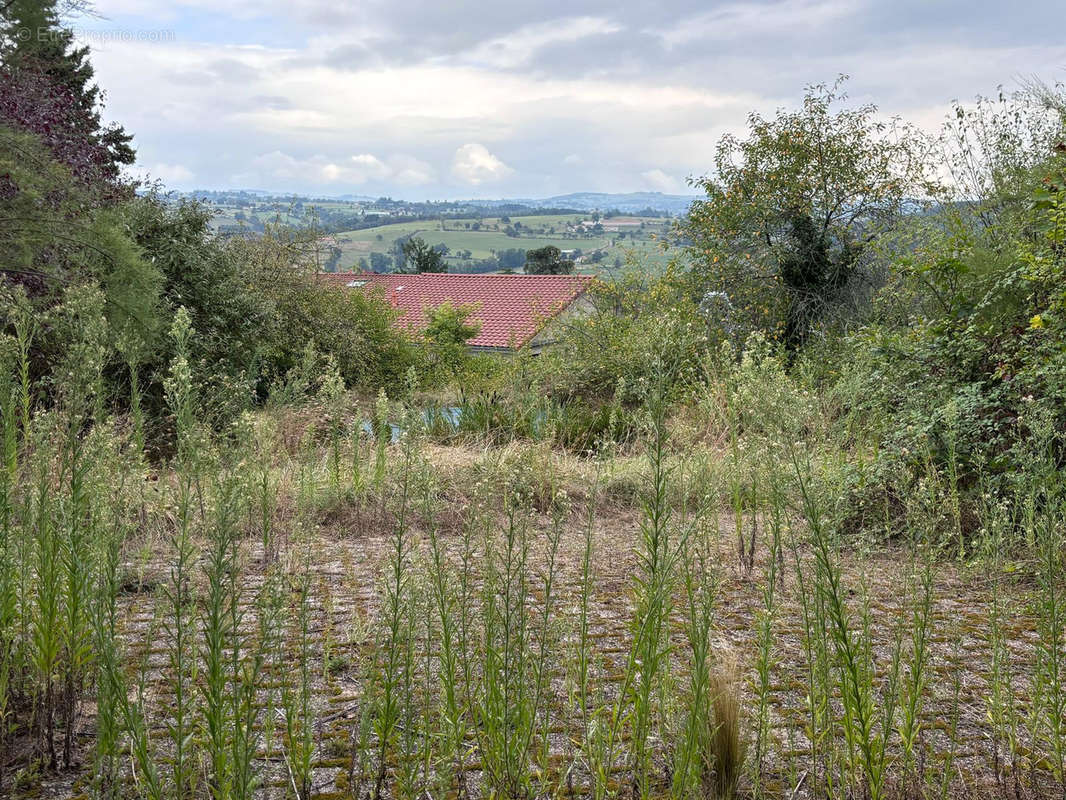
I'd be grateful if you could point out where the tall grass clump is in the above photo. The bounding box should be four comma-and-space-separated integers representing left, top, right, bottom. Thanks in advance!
474, 453, 543, 799
896, 469, 939, 793
424, 465, 468, 796
30, 430, 63, 768
371, 403, 418, 800
791, 441, 893, 800
56, 299, 106, 769
158, 308, 201, 798
979, 491, 1022, 792
706, 661, 748, 800
199, 473, 243, 799
0, 365, 17, 766
629, 369, 689, 799
15, 288, 104, 769
281, 553, 316, 800
751, 469, 785, 794
320, 356, 346, 499
671, 541, 716, 800
90, 515, 124, 800
1031, 500, 1066, 794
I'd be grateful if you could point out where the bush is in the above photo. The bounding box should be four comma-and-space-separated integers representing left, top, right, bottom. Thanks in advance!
841, 153, 1066, 494
536, 266, 711, 406
4, 181, 421, 439
422, 302, 480, 386
123, 195, 268, 426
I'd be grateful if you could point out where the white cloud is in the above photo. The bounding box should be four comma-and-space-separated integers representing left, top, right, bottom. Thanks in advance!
250, 150, 433, 186
80, 3, 1066, 197
464, 16, 622, 69
655, 0, 859, 47
451, 143, 514, 185
345, 154, 392, 181
388, 154, 437, 186
147, 162, 194, 184
641, 168, 683, 192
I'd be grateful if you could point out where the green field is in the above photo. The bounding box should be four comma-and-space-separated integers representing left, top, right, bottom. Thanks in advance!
194, 195, 677, 273
331, 214, 674, 273
335, 226, 612, 267
204, 199, 365, 232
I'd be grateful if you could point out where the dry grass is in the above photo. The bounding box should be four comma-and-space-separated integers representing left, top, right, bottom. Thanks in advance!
706, 659, 747, 800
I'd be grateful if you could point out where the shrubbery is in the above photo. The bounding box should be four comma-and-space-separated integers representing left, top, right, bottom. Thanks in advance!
1, 151, 420, 441
535, 265, 710, 406
4, 0, 1065, 543
824, 96, 1066, 502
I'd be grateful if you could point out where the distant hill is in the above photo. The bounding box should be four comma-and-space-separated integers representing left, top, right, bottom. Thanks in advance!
471, 192, 697, 215
175, 189, 698, 217
539, 192, 697, 215
334, 194, 383, 203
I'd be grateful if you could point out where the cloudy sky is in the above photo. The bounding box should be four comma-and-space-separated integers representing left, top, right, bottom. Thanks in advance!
78, 0, 1066, 199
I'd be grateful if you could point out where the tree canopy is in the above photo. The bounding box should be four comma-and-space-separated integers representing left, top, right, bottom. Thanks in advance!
525, 245, 575, 275
400, 236, 445, 273
683, 77, 934, 352
0, 125, 160, 346
1, 0, 135, 201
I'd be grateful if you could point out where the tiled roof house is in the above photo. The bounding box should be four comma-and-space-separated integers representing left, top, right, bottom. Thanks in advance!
320, 271, 594, 352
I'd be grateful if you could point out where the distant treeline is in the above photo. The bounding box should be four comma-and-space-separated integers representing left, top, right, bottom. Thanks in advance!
175, 190, 671, 237
177, 190, 606, 235
352, 245, 538, 274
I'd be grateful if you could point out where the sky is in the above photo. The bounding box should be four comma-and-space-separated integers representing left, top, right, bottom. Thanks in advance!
74, 0, 1066, 200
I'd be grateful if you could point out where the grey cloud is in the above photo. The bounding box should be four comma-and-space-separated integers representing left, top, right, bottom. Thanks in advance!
168, 69, 216, 85
320, 41, 385, 72
249, 95, 293, 110
94, 0, 1066, 198
207, 58, 261, 83
290, 0, 1066, 79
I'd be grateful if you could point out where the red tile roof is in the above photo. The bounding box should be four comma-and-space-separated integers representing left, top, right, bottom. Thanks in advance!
319, 272, 593, 349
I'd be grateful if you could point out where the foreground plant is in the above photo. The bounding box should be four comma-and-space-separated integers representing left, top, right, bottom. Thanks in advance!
791, 441, 892, 800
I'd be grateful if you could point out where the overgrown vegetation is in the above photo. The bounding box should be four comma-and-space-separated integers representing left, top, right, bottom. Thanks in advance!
3, 4, 1066, 798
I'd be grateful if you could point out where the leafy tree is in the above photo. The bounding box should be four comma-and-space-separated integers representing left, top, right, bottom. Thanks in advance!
0, 126, 160, 351
229, 219, 416, 390
399, 236, 444, 273
115, 197, 419, 426
369, 252, 392, 272
0, 0, 135, 201
683, 77, 932, 353
525, 245, 575, 275
121, 195, 269, 422
497, 248, 526, 269
938, 87, 1063, 242
848, 87, 1066, 489
537, 265, 704, 405
423, 302, 480, 382
323, 244, 342, 272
